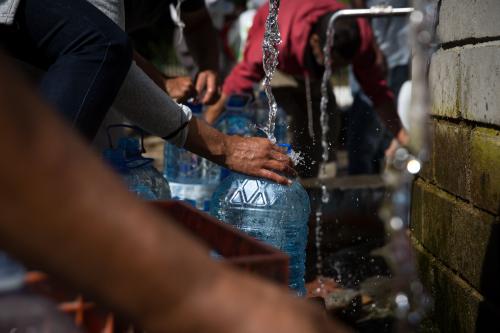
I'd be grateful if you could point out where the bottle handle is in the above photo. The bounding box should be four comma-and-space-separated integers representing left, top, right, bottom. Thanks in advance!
105, 124, 146, 154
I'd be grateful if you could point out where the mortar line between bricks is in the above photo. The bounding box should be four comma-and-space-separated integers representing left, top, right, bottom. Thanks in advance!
430, 115, 500, 132
410, 235, 485, 300
440, 36, 500, 50
414, 177, 499, 220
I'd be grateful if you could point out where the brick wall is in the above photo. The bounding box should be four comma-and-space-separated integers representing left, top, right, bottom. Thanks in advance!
410, 0, 500, 331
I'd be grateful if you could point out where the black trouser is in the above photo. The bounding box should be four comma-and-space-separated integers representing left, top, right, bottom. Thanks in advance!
0, 0, 132, 140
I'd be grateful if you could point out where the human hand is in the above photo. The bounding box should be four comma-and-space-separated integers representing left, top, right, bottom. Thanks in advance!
385, 128, 410, 158
195, 70, 219, 105
222, 136, 296, 185
165, 76, 196, 103
174, 269, 351, 333
203, 95, 226, 125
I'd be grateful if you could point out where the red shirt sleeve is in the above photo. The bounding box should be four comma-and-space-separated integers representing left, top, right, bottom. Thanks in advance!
222, 10, 266, 95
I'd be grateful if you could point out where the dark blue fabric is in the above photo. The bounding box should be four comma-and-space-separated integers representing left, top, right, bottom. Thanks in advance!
0, 0, 132, 140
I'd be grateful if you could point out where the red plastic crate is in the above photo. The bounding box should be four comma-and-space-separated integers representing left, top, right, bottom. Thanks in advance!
25, 200, 289, 332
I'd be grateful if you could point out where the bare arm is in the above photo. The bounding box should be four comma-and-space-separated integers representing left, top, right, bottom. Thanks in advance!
0, 59, 347, 333
184, 117, 296, 185
182, 7, 220, 104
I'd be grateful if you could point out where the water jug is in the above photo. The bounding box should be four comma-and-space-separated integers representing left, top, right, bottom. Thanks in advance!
210, 144, 310, 295
104, 129, 171, 200
216, 94, 256, 179
164, 103, 220, 211
216, 94, 255, 137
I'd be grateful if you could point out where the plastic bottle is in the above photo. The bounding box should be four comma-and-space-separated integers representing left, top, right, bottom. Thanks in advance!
216, 94, 256, 179
164, 103, 220, 211
253, 90, 288, 143
216, 94, 255, 137
210, 144, 310, 295
104, 137, 171, 200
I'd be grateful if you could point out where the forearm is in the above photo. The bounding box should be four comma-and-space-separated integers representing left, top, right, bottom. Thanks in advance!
114, 63, 190, 146
183, 117, 227, 165
0, 63, 224, 332
182, 8, 219, 72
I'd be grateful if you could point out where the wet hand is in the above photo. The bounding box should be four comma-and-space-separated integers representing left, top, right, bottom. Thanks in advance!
195, 70, 219, 105
165, 76, 196, 103
222, 136, 296, 185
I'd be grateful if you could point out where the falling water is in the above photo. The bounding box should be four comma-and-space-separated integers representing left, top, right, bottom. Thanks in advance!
313, 8, 337, 285
261, 0, 281, 143
312, 4, 435, 329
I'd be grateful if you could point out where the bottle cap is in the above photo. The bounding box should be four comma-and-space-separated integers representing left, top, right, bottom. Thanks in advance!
186, 102, 203, 114
278, 143, 292, 154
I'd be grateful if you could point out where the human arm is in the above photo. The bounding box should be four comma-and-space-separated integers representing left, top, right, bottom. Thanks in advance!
204, 9, 267, 124
184, 117, 295, 185
133, 51, 196, 103
0, 59, 349, 333
181, 6, 220, 104
353, 19, 404, 141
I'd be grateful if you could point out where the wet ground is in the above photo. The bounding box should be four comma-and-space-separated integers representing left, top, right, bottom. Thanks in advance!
305, 185, 398, 332
143, 137, 401, 332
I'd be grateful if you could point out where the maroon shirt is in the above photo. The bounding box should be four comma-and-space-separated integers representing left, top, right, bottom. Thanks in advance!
223, 0, 400, 134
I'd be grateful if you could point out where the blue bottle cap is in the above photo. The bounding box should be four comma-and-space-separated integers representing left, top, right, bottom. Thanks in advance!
278, 143, 292, 154
186, 102, 203, 114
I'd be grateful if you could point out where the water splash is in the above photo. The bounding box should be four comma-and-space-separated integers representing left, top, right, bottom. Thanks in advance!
289, 148, 304, 166
261, 0, 282, 143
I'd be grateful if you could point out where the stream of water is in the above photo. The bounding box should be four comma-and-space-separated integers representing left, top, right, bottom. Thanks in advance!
261, 0, 281, 143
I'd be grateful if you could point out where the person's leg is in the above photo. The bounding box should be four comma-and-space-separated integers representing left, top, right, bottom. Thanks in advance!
1, 0, 132, 140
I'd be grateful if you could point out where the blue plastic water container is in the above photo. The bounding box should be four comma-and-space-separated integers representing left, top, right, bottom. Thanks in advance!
164, 103, 220, 211
104, 137, 171, 200
210, 144, 310, 295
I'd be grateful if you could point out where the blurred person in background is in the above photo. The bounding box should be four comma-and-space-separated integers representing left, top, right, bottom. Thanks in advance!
205, 0, 408, 178
0, 0, 132, 140
88, 0, 295, 185
0, 55, 350, 333
347, 0, 411, 175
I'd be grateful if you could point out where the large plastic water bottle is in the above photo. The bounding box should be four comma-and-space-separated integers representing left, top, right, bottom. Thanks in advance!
164, 103, 220, 211
104, 137, 171, 200
216, 94, 255, 137
0, 253, 25, 293
253, 91, 288, 143
210, 144, 310, 295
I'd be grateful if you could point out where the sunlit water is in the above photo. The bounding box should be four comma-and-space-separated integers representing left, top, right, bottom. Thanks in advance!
260, 0, 281, 143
